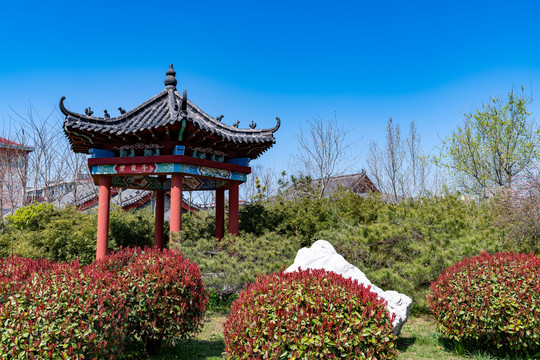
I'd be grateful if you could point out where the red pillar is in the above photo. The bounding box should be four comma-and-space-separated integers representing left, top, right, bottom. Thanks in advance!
215, 187, 225, 240
154, 190, 165, 248
170, 174, 183, 235
228, 182, 239, 236
96, 176, 111, 260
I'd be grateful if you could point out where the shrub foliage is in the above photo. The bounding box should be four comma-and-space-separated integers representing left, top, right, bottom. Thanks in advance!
0, 261, 128, 359
0, 204, 155, 264
92, 247, 208, 350
223, 268, 397, 359
174, 231, 301, 297
0, 255, 54, 302
428, 252, 540, 353
178, 191, 504, 313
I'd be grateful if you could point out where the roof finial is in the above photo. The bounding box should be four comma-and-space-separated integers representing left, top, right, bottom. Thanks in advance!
164, 64, 177, 88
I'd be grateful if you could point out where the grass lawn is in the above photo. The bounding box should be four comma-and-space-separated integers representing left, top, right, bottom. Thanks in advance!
119, 311, 226, 360
126, 313, 531, 359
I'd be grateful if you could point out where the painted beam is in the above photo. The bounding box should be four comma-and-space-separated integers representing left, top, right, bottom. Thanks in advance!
92, 162, 248, 182
173, 145, 185, 155
109, 175, 221, 191
88, 155, 251, 174
90, 148, 115, 158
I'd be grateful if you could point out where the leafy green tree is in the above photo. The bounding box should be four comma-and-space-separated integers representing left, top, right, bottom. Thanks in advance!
440, 88, 539, 197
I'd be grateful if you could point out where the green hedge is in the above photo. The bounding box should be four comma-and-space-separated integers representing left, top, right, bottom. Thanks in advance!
177, 191, 507, 314
0, 204, 157, 265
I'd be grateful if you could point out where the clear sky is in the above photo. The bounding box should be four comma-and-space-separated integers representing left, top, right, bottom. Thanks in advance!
1, 0, 540, 175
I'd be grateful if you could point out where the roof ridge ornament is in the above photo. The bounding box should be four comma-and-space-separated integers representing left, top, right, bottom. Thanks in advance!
181, 90, 187, 111
164, 64, 177, 88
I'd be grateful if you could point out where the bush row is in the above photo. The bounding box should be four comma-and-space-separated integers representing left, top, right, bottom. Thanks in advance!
221, 250, 540, 358
0, 247, 207, 359
428, 252, 540, 355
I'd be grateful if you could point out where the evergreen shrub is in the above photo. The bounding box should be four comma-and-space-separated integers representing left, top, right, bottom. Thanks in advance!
428, 252, 540, 353
174, 192, 504, 314
0, 261, 128, 359
92, 247, 208, 354
174, 232, 301, 297
223, 268, 397, 359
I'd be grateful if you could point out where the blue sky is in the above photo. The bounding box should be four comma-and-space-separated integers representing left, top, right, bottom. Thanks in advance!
1, 0, 540, 175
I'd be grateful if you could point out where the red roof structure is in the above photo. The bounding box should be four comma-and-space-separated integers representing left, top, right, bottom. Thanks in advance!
0, 137, 33, 152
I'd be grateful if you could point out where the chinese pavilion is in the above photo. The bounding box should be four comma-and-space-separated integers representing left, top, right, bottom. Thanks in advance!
60, 65, 279, 260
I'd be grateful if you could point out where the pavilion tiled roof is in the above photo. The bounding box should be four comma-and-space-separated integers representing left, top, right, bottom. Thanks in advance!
60, 65, 280, 159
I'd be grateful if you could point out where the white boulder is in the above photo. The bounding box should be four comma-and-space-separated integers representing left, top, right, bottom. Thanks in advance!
285, 240, 412, 336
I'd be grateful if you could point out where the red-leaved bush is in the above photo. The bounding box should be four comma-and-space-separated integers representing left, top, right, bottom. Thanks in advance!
92, 247, 208, 353
428, 252, 540, 352
223, 268, 397, 359
0, 255, 54, 302
0, 260, 128, 359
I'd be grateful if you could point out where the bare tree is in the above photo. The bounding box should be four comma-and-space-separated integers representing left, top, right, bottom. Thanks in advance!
7, 103, 89, 207
293, 114, 356, 199
240, 165, 276, 203
367, 118, 405, 200
191, 188, 214, 208
385, 118, 405, 199
367, 118, 439, 200
406, 122, 420, 196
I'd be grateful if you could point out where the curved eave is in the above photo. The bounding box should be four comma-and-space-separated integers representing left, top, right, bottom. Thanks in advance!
60, 90, 170, 126
181, 92, 280, 136
60, 89, 280, 157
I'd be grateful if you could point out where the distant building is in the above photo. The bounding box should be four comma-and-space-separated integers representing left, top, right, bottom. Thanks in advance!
309, 171, 406, 203
0, 137, 33, 215
285, 170, 379, 199
312, 170, 379, 195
